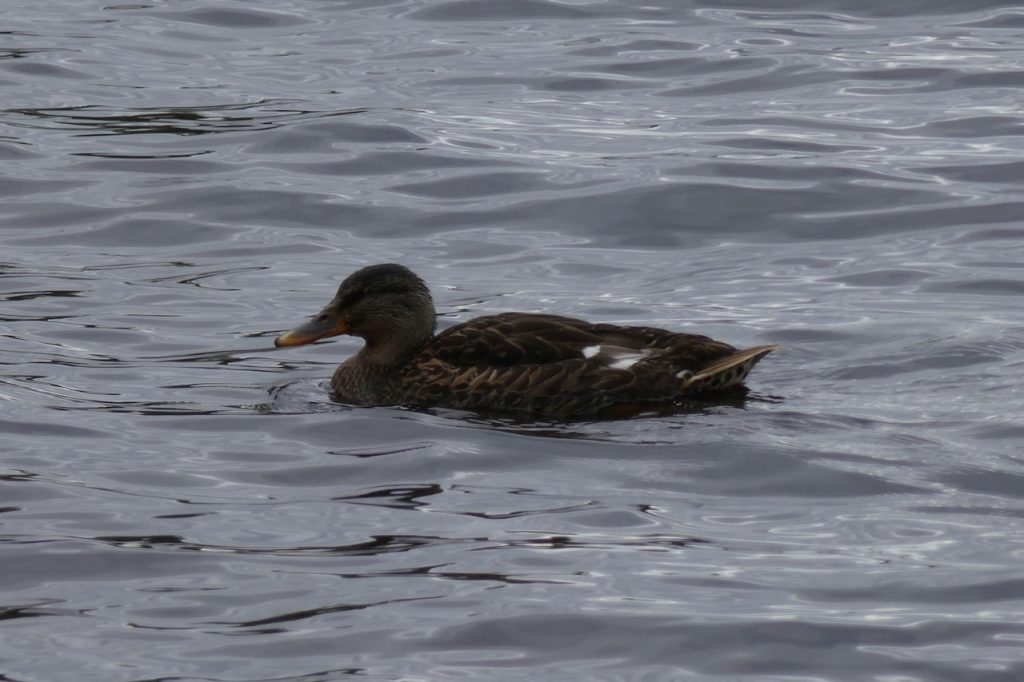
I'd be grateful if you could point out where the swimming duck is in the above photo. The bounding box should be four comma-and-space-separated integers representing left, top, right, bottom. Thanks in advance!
274, 263, 778, 419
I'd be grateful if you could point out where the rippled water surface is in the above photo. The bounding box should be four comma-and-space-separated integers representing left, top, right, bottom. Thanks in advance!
3, 1, 1024, 680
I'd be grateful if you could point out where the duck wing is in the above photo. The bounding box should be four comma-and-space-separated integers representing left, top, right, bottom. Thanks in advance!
397, 312, 777, 417
425, 313, 614, 366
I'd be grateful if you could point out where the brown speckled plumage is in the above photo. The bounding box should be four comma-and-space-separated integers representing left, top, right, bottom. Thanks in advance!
275, 264, 778, 419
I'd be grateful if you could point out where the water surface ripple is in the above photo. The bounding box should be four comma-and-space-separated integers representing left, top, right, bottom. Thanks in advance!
2, 1, 1023, 680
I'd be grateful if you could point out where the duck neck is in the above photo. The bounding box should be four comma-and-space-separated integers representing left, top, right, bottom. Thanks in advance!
332, 321, 433, 404
357, 313, 435, 367
332, 355, 402, 404
359, 332, 430, 366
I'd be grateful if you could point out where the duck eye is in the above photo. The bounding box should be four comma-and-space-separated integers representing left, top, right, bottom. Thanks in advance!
315, 312, 330, 323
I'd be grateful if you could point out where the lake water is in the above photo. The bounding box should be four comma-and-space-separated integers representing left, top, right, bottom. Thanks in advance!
2, 1, 1024, 680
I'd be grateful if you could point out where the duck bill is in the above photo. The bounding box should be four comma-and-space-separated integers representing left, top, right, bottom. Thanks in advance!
275, 310, 350, 347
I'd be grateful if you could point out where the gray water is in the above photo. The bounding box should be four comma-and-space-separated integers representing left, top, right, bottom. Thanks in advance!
2, 1, 1024, 680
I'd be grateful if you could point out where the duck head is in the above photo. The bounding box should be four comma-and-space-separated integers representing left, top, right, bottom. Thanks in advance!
275, 263, 436, 362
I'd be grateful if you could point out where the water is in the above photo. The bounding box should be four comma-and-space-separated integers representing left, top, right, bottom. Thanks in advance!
2, 1, 1024, 680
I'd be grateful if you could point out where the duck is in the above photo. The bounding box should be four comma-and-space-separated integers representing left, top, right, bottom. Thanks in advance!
274, 263, 779, 419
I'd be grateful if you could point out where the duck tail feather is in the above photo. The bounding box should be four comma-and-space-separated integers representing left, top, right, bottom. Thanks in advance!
680, 344, 781, 391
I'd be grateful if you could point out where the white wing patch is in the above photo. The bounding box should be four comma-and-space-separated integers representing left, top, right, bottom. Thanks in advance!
608, 350, 650, 370
582, 344, 654, 370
